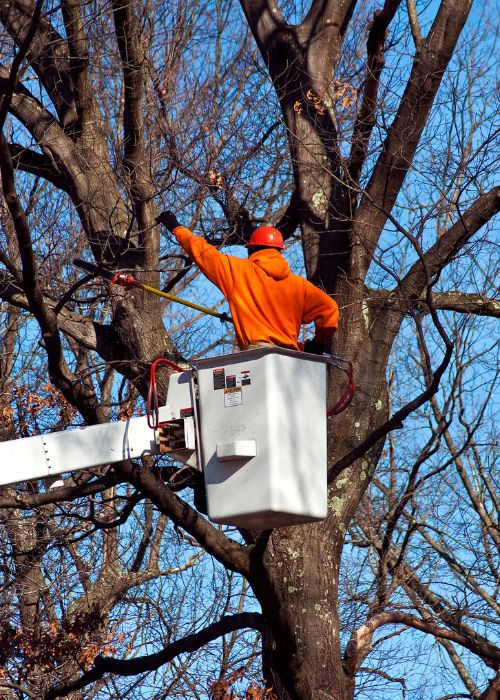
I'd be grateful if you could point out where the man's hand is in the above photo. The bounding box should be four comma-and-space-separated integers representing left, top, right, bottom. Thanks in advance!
303, 337, 326, 355
156, 210, 180, 232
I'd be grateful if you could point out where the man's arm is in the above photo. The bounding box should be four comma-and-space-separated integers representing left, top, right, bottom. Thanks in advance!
302, 281, 339, 354
157, 212, 234, 294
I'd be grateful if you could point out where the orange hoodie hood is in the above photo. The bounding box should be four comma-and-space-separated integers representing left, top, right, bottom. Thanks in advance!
248, 249, 290, 281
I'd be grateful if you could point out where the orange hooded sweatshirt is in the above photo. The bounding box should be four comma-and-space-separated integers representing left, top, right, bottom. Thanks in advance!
172, 226, 339, 349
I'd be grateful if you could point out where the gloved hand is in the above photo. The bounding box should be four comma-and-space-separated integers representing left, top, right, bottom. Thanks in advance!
303, 337, 326, 355
156, 210, 180, 232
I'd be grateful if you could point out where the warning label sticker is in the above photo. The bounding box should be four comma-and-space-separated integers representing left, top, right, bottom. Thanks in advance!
240, 369, 251, 386
213, 368, 225, 390
224, 387, 243, 407
225, 375, 236, 388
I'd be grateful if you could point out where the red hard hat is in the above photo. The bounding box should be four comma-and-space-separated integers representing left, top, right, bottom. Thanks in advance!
246, 226, 284, 249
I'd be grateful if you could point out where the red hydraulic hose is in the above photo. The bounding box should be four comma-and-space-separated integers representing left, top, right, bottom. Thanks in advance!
326, 356, 356, 416
146, 357, 185, 430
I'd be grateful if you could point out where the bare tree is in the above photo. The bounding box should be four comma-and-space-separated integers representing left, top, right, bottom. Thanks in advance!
343, 310, 499, 698
0, 0, 498, 699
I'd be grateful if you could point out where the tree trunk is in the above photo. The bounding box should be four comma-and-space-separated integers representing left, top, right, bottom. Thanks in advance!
250, 286, 394, 699
236, 6, 403, 690
258, 523, 349, 700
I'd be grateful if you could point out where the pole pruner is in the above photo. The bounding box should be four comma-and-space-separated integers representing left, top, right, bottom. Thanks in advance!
73, 259, 232, 323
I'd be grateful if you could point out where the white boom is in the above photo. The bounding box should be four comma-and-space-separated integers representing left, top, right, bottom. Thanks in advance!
0, 369, 197, 487
0, 406, 197, 487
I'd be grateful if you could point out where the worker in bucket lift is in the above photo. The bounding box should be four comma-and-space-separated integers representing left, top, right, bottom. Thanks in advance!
156, 211, 339, 354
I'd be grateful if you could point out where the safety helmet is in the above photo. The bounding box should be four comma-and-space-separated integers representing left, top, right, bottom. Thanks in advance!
245, 226, 284, 250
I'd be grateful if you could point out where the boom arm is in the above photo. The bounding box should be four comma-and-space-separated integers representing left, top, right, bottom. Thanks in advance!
0, 372, 197, 488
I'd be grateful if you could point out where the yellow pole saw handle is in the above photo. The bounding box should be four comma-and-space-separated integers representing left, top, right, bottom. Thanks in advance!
73, 259, 232, 323
137, 282, 231, 322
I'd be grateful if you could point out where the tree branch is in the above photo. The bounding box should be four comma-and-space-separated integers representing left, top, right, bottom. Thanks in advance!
344, 611, 500, 677
112, 0, 146, 182
347, 0, 402, 188
406, 0, 422, 49
275, 188, 301, 239
111, 0, 159, 277
328, 314, 453, 482
0, 268, 123, 361
438, 638, 480, 699
372, 536, 500, 670
478, 672, 500, 700
0, 681, 37, 699
0, 64, 74, 167
0, 0, 44, 130
238, 0, 284, 51
0, 270, 26, 307
0, 472, 126, 509
355, 0, 474, 275
301, 0, 357, 41
395, 186, 500, 304
206, 172, 255, 245
9, 143, 66, 189
60, 0, 94, 134
368, 289, 500, 319
0, 0, 77, 127
115, 460, 251, 577
45, 612, 264, 699
430, 292, 500, 318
